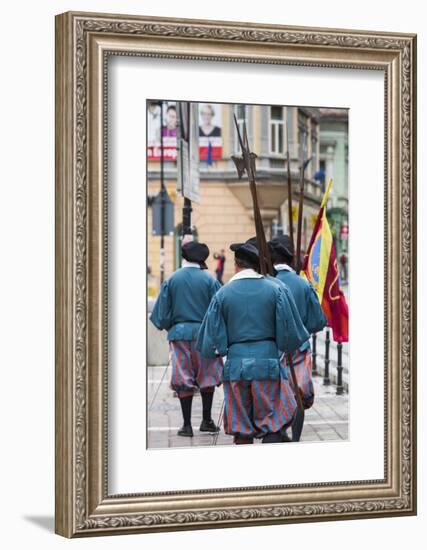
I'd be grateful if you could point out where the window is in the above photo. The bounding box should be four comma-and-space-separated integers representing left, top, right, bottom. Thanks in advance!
269, 106, 284, 154
234, 104, 247, 152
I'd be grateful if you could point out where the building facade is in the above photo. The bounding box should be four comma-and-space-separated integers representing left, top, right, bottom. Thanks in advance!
318, 108, 349, 281
147, 103, 330, 285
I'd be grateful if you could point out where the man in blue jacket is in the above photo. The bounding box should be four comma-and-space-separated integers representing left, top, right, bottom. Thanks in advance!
150, 241, 223, 437
197, 242, 309, 444
269, 235, 327, 440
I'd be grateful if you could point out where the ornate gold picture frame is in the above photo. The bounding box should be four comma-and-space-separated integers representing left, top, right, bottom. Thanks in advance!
55, 11, 417, 537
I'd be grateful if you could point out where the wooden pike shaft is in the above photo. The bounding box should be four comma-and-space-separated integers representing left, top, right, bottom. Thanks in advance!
249, 181, 267, 275
248, 179, 273, 276
240, 117, 272, 276
286, 352, 304, 410
246, 152, 270, 275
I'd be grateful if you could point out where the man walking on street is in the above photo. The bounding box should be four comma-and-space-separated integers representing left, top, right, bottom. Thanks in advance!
197, 242, 309, 444
269, 234, 327, 440
150, 241, 223, 437
339, 252, 348, 283
213, 249, 226, 285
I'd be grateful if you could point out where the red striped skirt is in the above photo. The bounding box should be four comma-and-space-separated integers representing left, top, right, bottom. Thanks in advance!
222, 376, 297, 438
281, 349, 314, 409
169, 339, 223, 398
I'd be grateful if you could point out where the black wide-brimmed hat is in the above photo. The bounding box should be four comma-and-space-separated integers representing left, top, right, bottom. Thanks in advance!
182, 241, 210, 269
245, 236, 258, 248
268, 234, 294, 260
229, 241, 259, 267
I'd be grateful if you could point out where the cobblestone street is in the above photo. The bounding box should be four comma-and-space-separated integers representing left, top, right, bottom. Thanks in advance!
147, 365, 349, 449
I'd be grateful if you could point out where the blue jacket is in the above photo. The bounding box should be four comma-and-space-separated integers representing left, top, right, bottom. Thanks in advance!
275, 268, 327, 351
150, 267, 220, 341
196, 274, 309, 381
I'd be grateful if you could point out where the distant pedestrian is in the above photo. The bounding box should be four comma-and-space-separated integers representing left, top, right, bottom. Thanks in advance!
339, 252, 348, 283
213, 249, 226, 284
197, 242, 309, 445
150, 242, 223, 437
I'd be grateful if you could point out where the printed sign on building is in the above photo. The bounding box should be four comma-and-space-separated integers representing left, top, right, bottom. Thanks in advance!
147, 101, 178, 161
147, 101, 222, 163
198, 103, 222, 162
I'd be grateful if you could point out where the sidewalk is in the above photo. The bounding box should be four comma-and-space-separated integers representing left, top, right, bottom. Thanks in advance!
147, 366, 348, 449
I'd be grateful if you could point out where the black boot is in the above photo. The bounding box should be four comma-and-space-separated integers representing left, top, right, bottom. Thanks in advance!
291, 407, 305, 442
199, 390, 220, 432
234, 435, 254, 445
178, 395, 193, 437
262, 431, 283, 444
280, 430, 292, 443
177, 424, 194, 437
200, 419, 220, 432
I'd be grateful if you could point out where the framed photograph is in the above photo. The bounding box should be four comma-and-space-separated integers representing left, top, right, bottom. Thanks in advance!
55, 11, 417, 537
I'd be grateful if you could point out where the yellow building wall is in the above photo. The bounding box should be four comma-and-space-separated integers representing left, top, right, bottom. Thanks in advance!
148, 179, 255, 284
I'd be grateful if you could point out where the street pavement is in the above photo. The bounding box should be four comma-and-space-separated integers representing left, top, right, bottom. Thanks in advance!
147, 365, 348, 449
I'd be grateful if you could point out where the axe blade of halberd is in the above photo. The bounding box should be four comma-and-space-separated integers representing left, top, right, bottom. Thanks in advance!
231, 155, 246, 179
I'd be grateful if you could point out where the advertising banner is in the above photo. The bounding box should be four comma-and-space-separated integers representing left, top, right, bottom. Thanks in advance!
147, 101, 222, 163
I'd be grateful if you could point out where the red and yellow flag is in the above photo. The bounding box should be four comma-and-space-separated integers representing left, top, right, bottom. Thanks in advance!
302, 180, 349, 343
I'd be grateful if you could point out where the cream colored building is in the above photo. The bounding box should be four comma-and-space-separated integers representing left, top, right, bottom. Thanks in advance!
148, 104, 324, 285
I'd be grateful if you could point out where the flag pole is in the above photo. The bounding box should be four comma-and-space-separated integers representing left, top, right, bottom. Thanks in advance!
302, 177, 348, 343
321, 178, 333, 209
301, 179, 333, 278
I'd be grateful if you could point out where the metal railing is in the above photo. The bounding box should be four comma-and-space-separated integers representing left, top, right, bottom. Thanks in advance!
311, 330, 347, 395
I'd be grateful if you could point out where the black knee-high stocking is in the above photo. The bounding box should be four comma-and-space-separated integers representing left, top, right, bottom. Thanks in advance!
179, 395, 193, 427
200, 390, 214, 422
